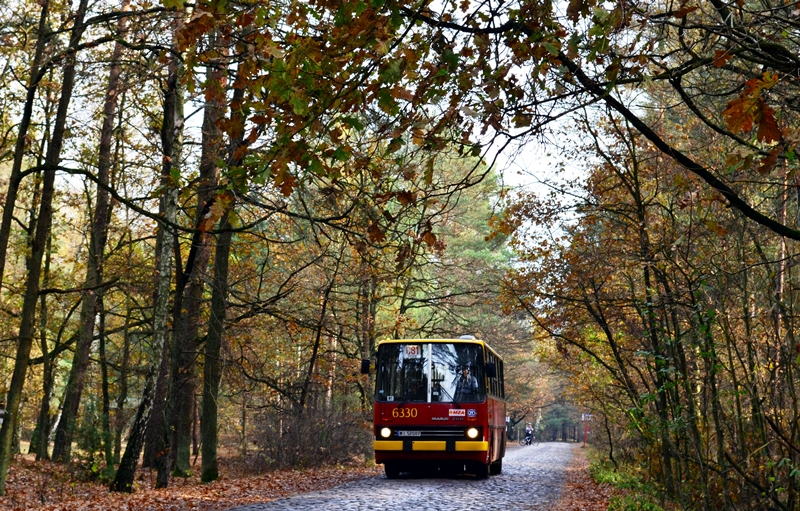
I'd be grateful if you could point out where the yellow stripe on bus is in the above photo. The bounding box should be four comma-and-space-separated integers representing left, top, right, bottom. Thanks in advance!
374, 439, 489, 452
373, 440, 404, 451
455, 441, 489, 451
412, 441, 447, 451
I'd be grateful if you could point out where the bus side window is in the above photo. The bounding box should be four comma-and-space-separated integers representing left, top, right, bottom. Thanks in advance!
486, 351, 497, 396
499, 360, 505, 398
489, 354, 495, 397
492, 356, 499, 397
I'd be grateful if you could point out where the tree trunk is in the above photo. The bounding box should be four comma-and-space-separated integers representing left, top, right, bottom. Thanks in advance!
99, 297, 114, 471
109, 115, 179, 493
168, 132, 216, 475
200, 210, 232, 482
176, 30, 226, 479
113, 292, 133, 464
31, 233, 54, 460
0, 0, 50, 291
299, 262, 339, 411
25, 77, 54, 405
199, 76, 244, 481
109, 360, 160, 492
110, 6, 185, 490
0, 0, 90, 492
142, 328, 170, 467
155, 21, 185, 487
51, 0, 127, 462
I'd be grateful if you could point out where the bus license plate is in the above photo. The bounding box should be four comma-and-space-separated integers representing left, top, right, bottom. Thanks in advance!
396, 431, 421, 437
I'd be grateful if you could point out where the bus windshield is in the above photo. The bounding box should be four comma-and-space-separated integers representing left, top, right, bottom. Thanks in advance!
375, 342, 486, 403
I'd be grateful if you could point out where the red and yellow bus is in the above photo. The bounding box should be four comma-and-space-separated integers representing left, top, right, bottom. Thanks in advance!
369, 336, 506, 478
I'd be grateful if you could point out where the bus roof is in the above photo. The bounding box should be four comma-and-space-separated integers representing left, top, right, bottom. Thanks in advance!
376, 338, 502, 358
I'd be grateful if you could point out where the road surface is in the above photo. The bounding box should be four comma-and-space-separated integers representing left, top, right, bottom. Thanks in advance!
227, 441, 576, 511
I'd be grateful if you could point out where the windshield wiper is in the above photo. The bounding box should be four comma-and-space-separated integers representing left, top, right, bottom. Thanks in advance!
439, 388, 461, 409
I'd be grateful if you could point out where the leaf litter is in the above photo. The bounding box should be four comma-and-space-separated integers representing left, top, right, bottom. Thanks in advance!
0, 454, 382, 511
553, 445, 621, 511
1, 445, 613, 511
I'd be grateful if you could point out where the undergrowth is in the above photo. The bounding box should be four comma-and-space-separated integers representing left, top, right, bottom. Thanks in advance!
586, 449, 667, 511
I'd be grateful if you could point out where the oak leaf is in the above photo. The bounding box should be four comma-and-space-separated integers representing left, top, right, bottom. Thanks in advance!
274, 168, 297, 196
756, 103, 782, 143
368, 222, 386, 243
199, 191, 234, 232
422, 230, 437, 247
396, 190, 417, 205
756, 147, 780, 175
722, 72, 782, 143
673, 5, 699, 17
712, 49, 732, 68
567, 0, 592, 22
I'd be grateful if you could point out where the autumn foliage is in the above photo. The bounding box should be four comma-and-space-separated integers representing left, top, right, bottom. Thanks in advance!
0, 0, 799, 506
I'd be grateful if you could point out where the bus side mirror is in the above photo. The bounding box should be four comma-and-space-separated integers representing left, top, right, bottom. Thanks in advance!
360, 359, 370, 374
485, 362, 496, 378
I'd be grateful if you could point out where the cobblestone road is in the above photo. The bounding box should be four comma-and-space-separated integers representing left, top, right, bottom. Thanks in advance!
227, 442, 576, 511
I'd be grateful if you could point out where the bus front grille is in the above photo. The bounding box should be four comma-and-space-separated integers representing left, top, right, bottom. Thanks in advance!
392, 428, 472, 439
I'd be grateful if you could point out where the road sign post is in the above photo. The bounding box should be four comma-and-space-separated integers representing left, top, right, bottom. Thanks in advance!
581, 414, 592, 447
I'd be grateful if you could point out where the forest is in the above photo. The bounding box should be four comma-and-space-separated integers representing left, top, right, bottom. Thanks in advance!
0, 0, 798, 509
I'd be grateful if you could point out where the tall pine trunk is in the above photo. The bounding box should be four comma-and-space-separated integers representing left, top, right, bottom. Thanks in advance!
200, 206, 232, 483
30, 233, 54, 460
200, 79, 245, 482
51, 0, 128, 462
172, 28, 226, 475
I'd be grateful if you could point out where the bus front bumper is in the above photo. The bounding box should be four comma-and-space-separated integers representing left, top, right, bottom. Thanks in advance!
373, 440, 489, 452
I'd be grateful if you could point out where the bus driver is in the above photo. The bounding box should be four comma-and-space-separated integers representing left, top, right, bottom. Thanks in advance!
454, 366, 478, 400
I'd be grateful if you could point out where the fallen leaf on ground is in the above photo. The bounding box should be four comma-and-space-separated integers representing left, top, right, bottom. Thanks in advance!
0, 454, 382, 511
552, 445, 620, 511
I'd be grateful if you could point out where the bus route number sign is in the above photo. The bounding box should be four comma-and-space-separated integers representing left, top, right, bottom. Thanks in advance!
404, 345, 421, 359
392, 407, 418, 418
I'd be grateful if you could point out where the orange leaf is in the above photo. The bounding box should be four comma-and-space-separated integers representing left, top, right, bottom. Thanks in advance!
368, 223, 386, 243
722, 72, 781, 138
274, 168, 297, 196
233, 143, 249, 162
757, 148, 780, 175
712, 49, 732, 68
390, 87, 414, 101
756, 101, 782, 143
566, 0, 591, 22
395, 243, 411, 267
722, 95, 755, 133
199, 191, 233, 232
673, 5, 698, 17
704, 220, 728, 236
396, 190, 417, 205
421, 230, 437, 247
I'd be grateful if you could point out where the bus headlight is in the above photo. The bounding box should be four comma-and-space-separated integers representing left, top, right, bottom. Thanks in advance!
380, 427, 392, 438
466, 427, 479, 439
